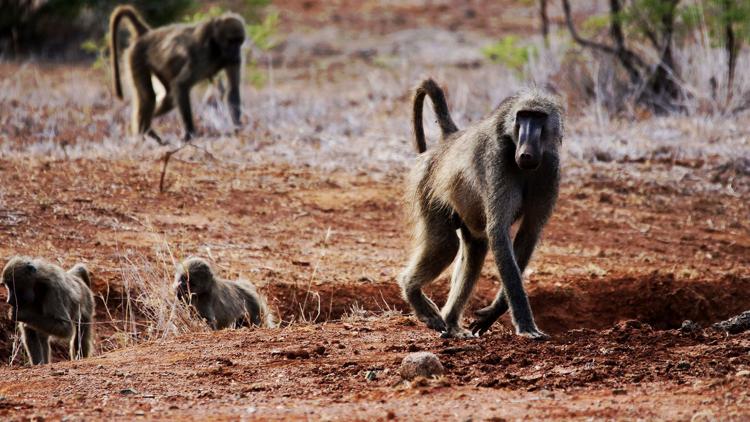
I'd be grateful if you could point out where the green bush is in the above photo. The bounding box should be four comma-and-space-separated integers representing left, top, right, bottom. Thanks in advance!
482, 35, 537, 74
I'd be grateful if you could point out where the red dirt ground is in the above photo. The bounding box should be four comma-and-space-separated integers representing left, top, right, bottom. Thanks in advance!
0, 157, 748, 420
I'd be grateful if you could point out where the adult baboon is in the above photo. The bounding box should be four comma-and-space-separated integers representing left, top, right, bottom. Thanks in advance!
109, 5, 246, 143
174, 257, 275, 330
1, 257, 95, 365
399, 78, 564, 339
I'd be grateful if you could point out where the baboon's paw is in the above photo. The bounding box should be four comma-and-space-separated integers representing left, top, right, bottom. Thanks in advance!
516, 328, 550, 341
418, 313, 447, 333
469, 309, 501, 336
440, 326, 475, 339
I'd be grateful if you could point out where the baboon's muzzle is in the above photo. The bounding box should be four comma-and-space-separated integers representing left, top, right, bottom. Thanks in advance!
515, 115, 544, 170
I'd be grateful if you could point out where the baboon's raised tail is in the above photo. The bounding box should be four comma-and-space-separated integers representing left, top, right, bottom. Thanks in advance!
109, 5, 151, 99
412, 78, 459, 153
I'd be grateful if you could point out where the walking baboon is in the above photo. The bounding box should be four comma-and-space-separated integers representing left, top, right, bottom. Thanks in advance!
174, 257, 275, 330
109, 5, 246, 143
399, 79, 564, 339
1, 257, 95, 365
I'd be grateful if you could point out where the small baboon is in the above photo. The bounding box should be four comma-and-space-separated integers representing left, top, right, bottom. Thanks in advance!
1, 257, 95, 365
399, 79, 564, 339
174, 257, 275, 330
109, 5, 246, 143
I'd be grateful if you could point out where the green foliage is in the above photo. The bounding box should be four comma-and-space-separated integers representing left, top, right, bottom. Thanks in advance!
581, 14, 610, 36
482, 35, 537, 74
697, 0, 750, 44
246, 11, 281, 88
183, 5, 225, 23
247, 11, 281, 51
122, 0, 197, 26
80, 37, 108, 69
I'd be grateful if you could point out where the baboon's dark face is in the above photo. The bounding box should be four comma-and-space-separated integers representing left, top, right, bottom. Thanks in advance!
1, 261, 39, 318
213, 17, 246, 65
512, 110, 548, 171
175, 261, 213, 300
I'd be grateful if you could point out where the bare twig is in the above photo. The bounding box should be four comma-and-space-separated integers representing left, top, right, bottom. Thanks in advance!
158, 141, 221, 193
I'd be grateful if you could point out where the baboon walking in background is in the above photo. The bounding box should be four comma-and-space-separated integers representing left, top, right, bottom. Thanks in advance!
175, 257, 275, 330
109, 5, 246, 143
399, 79, 564, 339
1, 257, 95, 365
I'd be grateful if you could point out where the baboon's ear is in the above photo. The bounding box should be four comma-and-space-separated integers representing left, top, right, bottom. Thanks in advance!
25, 263, 36, 273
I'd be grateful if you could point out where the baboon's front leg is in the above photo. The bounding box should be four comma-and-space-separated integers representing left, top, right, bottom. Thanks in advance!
21, 325, 48, 365
224, 64, 242, 127
174, 81, 196, 141
471, 212, 547, 336
487, 226, 547, 340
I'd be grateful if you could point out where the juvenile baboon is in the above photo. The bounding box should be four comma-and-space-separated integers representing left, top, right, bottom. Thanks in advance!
1, 257, 95, 365
174, 257, 275, 330
109, 5, 246, 143
399, 79, 564, 339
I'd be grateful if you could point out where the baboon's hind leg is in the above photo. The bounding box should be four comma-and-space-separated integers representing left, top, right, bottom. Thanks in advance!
441, 226, 488, 338
399, 211, 459, 333
71, 321, 94, 359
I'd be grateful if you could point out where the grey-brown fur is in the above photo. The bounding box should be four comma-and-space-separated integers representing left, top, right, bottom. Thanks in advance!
174, 257, 275, 330
399, 79, 564, 339
109, 4, 246, 143
1, 257, 95, 365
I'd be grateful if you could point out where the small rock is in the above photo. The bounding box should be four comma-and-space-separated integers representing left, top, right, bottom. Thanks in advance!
736, 370, 750, 378
119, 388, 137, 395
365, 370, 377, 381
713, 311, 750, 334
399, 352, 444, 380
677, 361, 691, 370
680, 320, 700, 333
313, 345, 326, 355
286, 349, 310, 359
612, 388, 627, 395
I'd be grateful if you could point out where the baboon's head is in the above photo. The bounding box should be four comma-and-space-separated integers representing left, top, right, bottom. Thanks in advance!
1, 257, 42, 318
503, 91, 564, 171
205, 13, 246, 65
175, 257, 215, 300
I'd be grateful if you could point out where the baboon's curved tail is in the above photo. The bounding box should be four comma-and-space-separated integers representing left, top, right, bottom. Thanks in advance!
109, 5, 151, 99
412, 78, 459, 153
69, 264, 91, 287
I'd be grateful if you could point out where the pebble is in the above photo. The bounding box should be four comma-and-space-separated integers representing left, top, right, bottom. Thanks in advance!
399, 352, 444, 380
